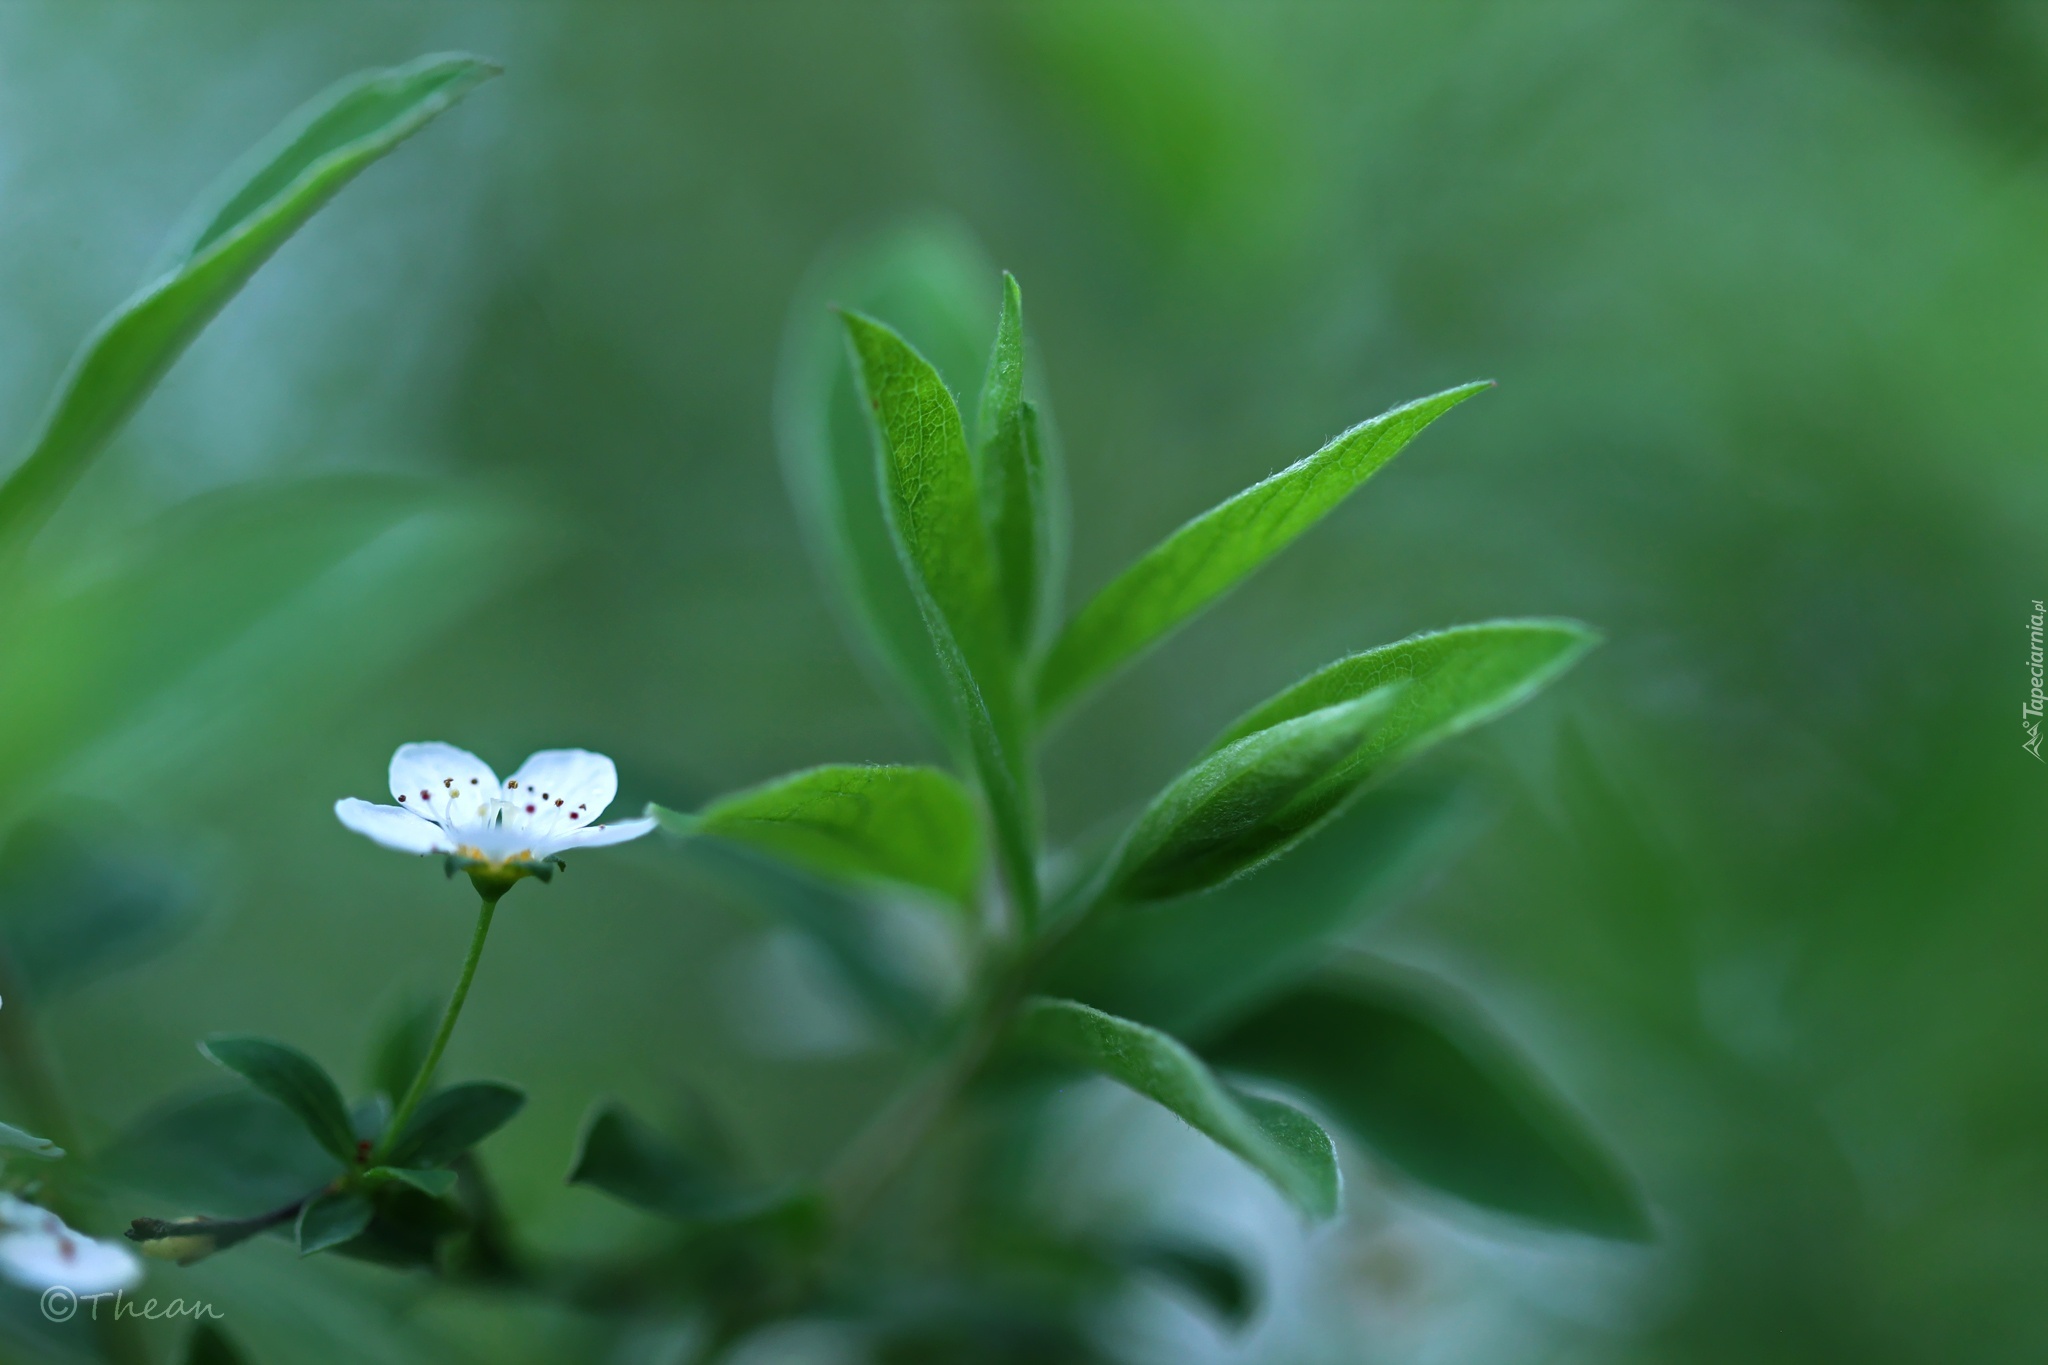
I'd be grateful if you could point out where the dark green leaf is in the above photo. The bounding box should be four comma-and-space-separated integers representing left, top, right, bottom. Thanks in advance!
656, 764, 982, 907
200, 1036, 356, 1165
1110, 688, 1402, 900
100, 1088, 340, 1214
568, 1102, 790, 1224
365, 992, 440, 1106
1043, 779, 1468, 1037
774, 221, 995, 748
1205, 970, 1649, 1239
0, 54, 498, 555
1009, 997, 1340, 1218
184, 1323, 251, 1365
842, 309, 1038, 919
1122, 1235, 1258, 1328
382, 1082, 525, 1170
974, 275, 1059, 654
364, 1165, 457, 1198
0, 811, 196, 1000
1036, 382, 1489, 720
1209, 620, 1599, 792
0, 1120, 61, 1161
295, 1190, 372, 1256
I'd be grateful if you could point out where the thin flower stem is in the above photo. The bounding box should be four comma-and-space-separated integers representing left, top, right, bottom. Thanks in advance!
377, 893, 499, 1162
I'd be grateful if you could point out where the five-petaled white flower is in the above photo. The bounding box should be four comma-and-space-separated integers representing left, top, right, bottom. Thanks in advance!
0, 1193, 141, 1294
335, 743, 654, 872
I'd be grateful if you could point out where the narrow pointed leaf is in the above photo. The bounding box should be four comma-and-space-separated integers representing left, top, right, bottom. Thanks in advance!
1037, 382, 1489, 720
973, 276, 1055, 652
1206, 971, 1649, 1239
200, 1036, 356, 1164
1111, 688, 1401, 901
1212, 619, 1599, 776
775, 223, 995, 747
0, 54, 498, 554
295, 1189, 372, 1256
842, 310, 1037, 919
1009, 997, 1339, 1219
655, 764, 982, 907
364, 1165, 457, 1198
569, 1102, 791, 1224
382, 1081, 524, 1169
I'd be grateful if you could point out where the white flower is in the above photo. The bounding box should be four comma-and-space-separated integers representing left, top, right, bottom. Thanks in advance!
0, 1195, 141, 1293
335, 743, 655, 869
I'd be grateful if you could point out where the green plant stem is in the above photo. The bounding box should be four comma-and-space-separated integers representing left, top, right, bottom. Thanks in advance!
377, 892, 498, 1162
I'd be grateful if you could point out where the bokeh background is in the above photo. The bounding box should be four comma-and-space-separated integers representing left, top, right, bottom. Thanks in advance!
0, 2, 2043, 1361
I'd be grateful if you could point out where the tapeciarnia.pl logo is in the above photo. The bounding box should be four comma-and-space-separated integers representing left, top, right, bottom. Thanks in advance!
2026, 599, 2045, 761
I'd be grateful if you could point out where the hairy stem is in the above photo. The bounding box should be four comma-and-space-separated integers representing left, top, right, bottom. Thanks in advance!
378, 893, 498, 1161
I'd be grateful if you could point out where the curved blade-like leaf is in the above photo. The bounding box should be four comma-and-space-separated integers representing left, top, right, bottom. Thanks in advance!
1043, 778, 1468, 1036
1205, 971, 1650, 1239
654, 764, 982, 908
1036, 382, 1489, 721
842, 310, 1037, 920
568, 1101, 795, 1225
200, 1036, 356, 1165
382, 1081, 525, 1170
1009, 997, 1340, 1219
296, 1189, 373, 1256
974, 274, 1061, 654
0, 53, 499, 554
1211, 619, 1598, 774
0, 811, 196, 1001
1110, 688, 1401, 901
774, 221, 996, 749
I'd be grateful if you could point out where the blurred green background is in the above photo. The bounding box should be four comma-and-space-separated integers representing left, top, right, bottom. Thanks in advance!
1, 1, 2043, 1361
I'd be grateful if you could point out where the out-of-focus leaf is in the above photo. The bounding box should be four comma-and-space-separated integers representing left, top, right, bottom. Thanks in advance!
1210, 620, 1599, 791
843, 310, 1038, 920
366, 993, 440, 1106
0, 476, 526, 814
382, 1082, 524, 1170
200, 1036, 357, 1165
296, 1190, 372, 1256
0, 811, 196, 1000
1121, 1235, 1258, 1328
1008, 997, 1340, 1218
1043, 779, 1469, 1037
0, 54, 498, 555
1205, 969, 1649, 1239
0, 1121, 61, 1161
655, 764, 982, 908
184, 1323, 251, 1365
1109, 689, 1401, 901
974, 274, 1060, 654
1036, 383, 1489, 721
100, 1088, 339, 1214
568, 1101, 795, 1225
774, 220, 995, 750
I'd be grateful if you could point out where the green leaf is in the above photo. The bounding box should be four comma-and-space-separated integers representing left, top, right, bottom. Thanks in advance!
101, 1088, 341, 1214
656, 764, 982, 907
365, 993, 440, 1106
1036, 382, 1490, 721
0, 1120, 61, 1161
973, 275, 1060, 654
295, 1189, 372, 1256
1109, 688, 1402, 901
568, 1102, 791, 1224
0, 811, 196, 1001
200, 1036, 357, 1165
184, 1323, 252, 1365
1043, 779, 1468, 1037
1009, 997, 1339, 1218
0, 54, 498, 555
1205, 970, 1649, 1239
774, 220, 996, 749
381, 1082, 525, 1169
1118, 1235, 1257, 1328
1210, 619, 1599, 779
364, 1165, 457, 1198
842, 310, 1038, 920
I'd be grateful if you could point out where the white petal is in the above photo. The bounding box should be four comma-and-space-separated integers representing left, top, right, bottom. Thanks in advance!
507, 749, 619, 820
0, 1228, 141, 1293
335, 799, 452, 855
389, 742, 500, 829
537, 814, 656, 857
